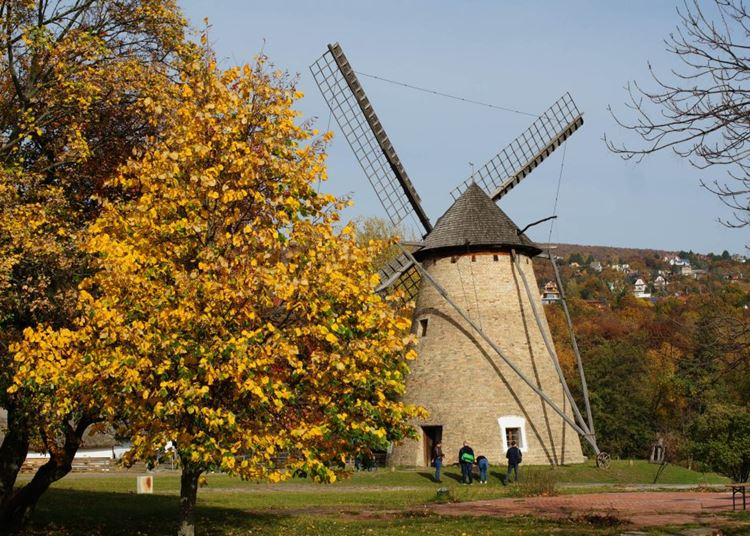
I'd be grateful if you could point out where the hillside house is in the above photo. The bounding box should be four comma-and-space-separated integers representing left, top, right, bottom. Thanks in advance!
611, 263, 630, 273
666, 256, 690, 267
589, 260, 603, 272
653, 275, 667, 289
633, 278, 651, 298
541, 281, 561, 304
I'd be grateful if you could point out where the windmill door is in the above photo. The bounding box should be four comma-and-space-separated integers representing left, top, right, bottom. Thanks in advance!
421, 426, 442, 467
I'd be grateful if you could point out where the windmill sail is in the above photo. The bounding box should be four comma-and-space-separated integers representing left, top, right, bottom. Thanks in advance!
375, 252, 421, 302
450, 93, 583, 202
310, 43, 432, 234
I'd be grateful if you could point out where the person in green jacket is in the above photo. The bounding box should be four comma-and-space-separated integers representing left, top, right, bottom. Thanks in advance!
458, 441, 475, 484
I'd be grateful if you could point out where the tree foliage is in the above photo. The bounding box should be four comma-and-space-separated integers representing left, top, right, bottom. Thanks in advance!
351, 216, 406, 272
0, 0, 186, 529
580, 339, 653, 458
691, 404, 750, 482
1, 3, 422, 533
9, 46, 422, 535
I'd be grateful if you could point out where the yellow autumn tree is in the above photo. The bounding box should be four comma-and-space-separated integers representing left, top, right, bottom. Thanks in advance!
0, 1, 187, 529
11, 50, 422, 535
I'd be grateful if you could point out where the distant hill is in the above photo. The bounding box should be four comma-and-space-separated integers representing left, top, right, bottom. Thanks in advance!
545, 243, 670, 263
545, 243, 743, 264
531, 242, 748, 303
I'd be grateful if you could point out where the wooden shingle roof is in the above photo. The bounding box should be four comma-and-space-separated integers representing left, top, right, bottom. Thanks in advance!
414, 182, 541, 259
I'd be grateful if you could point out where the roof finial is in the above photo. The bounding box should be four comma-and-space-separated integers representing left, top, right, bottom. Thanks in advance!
469, 162, 475, 184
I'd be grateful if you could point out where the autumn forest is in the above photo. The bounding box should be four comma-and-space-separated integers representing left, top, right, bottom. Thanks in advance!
536, 246, 750, 481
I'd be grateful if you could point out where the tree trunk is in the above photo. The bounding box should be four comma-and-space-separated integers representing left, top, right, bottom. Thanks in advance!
0, 416, 92, 533
0, 404, 30, 518
177, 465, 202, 536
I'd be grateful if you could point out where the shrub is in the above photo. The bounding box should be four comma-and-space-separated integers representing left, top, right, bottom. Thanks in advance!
431, 487, 457, 503
507, 469, 558, 497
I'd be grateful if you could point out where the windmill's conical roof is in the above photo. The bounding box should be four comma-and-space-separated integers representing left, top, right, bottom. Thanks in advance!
415, 182, 542, 259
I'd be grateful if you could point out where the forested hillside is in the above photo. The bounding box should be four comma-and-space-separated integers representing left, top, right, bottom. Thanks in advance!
534, 245, 750, 479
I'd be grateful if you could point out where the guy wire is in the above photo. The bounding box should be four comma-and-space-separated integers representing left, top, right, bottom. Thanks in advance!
547, 143, 567, 246
355, 71, 539, 118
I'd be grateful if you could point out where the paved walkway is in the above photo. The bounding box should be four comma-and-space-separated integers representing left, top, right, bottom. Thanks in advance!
430, 491, 741, 528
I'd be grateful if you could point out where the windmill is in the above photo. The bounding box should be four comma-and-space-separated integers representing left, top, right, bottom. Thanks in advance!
310, 43, 607, 467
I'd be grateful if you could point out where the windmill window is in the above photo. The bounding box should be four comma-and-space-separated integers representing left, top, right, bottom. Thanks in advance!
506, 427, 522, 448
493, 255, 499, 262
419, 318, 428, 337
451, 256, 458, 264
498, 415, 528, 453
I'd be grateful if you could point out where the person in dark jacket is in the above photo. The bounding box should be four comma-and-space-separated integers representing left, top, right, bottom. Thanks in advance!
505, 441, 522, 483
476, 454, 489, 484
458, 441, 475, 484
431, 441, 444, 483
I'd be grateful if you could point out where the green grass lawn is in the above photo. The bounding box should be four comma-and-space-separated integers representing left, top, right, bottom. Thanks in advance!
546, 458, 728, 485
18, 460, 734, 535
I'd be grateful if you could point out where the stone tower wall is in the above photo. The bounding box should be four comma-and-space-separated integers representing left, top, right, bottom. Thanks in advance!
390, 250, 585, 467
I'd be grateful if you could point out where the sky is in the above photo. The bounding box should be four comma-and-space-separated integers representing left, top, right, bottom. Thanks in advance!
179, 1, 748, 255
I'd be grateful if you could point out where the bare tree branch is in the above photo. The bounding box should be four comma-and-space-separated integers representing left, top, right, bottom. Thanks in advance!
607, 0, 750, 229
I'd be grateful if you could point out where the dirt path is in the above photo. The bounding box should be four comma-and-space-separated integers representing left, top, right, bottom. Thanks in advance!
429, 491, 741, 528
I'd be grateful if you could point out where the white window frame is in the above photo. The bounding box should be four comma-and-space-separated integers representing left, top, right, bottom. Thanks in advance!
498, 415, 528, 453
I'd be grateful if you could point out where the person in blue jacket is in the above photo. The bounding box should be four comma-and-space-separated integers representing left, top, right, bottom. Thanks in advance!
505, 441, 522, 483
431, 441, 444, 483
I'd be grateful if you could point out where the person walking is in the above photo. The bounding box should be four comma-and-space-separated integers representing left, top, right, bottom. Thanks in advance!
431, 441, 444, 483
476, 454, 489, 484
505, 440, 522, 483
458, 441, 475, 485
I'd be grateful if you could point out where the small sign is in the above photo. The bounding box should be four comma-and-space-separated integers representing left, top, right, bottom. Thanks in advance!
136, 475, 153, 494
